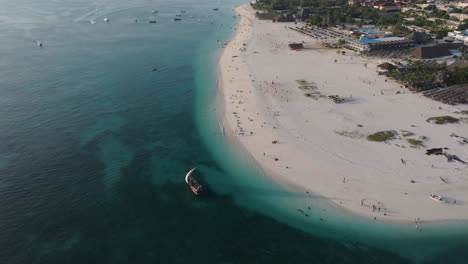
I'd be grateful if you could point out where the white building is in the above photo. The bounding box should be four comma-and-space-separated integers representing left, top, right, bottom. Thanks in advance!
448, 30, 468, 44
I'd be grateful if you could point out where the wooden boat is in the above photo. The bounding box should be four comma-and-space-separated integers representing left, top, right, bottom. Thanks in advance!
174, 18, 181, 21
149, 20, 157, 23
185, 168, 203, 195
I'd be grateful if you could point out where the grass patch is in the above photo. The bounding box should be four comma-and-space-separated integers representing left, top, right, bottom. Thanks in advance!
296, 80, 310, 85
367, 130, 397, 142
426, 116, 459, 124
407, 138, 424, 147
296, 80, 317, 90
454, 110, 468, 115
400, 130, 414, 137
298, 85, 317, 90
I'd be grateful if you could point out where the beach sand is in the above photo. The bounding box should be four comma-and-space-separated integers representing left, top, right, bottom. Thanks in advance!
219, 4, 468, 223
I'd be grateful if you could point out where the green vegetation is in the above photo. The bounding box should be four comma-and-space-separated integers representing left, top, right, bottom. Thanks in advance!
367, 130, 397, 142
409, 15, 453, 38
448, 66, 468, 85
454, 110, 468, 115
400, 130, 414, 137
296, 80, 317, 90
407, 138, 424, 147
426, 116, 460, 124
251, 0, 404, 27
387, 61, 447, 90
419, 135, 429, 141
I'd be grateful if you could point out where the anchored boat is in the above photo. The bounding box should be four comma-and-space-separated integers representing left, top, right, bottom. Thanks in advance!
430, 194, 444, 202
185, 168, 204, 195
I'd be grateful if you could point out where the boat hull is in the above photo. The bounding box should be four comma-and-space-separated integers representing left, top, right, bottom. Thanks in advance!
188, 178, 203, 195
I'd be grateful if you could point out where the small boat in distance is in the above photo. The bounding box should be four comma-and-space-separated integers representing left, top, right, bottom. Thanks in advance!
174, 18, 181, 21
213, 8, 219, 11
430, 194, 444, 202
149, 20, 157, 23
185, 168, 204, 195
104, 17, 109, 23
152, 10, 158, 13
89, 19, 97, 24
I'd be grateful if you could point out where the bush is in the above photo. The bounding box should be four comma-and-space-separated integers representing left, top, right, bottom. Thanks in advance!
367, 130, 397, 142
426, 116, 460, 124
407, 138, 424, 147
448, 66, 468, 84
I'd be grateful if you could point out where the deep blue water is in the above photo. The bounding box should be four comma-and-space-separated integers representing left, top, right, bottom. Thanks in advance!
0, 0, 467, 263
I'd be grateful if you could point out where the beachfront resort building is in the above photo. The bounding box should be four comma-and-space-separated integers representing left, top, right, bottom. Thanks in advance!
448, 30, 468, 44
427, 18, 461, 30
403, 25, 431, 34
350, 27, 393, 39
345, 37, 414, 52
348, 0, 408, 9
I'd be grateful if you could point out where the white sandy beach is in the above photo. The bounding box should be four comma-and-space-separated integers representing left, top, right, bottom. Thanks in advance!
219, 4, 468, 223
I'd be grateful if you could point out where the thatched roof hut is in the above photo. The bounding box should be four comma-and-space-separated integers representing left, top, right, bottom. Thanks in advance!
377, 62, 397, 71
377, 62, 396, 74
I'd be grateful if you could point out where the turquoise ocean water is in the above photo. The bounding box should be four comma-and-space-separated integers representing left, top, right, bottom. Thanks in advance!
0, 0, 467, 263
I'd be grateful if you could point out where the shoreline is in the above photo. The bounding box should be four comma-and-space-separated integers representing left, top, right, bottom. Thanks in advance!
218, 3, 468, 224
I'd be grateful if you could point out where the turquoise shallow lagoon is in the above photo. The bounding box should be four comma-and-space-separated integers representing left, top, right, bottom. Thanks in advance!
0, 0, 467, 263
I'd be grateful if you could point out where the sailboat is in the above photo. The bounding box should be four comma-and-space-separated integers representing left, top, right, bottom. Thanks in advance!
185, 168, 203, 195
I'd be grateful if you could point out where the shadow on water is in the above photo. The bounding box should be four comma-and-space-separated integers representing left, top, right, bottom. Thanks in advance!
1, 168, 413, 264
0, 0, 466, 263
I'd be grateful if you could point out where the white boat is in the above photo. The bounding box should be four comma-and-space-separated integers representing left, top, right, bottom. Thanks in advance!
152, 10, 158, 13
430, 194, 443, 202
104, 17, 109, 23
89, 19, 97, 24
185, 168, 196, 184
